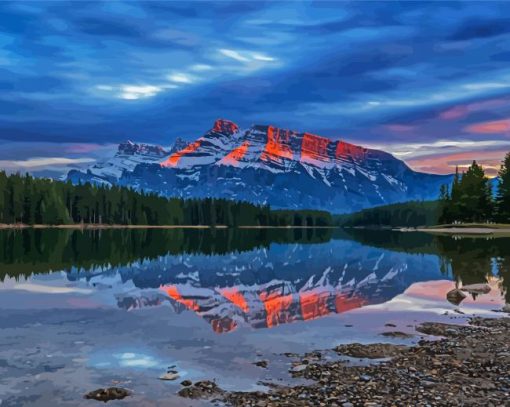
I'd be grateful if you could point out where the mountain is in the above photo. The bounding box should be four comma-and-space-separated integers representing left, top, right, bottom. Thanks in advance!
67, 234, 443, 333
67, 119, 451, 212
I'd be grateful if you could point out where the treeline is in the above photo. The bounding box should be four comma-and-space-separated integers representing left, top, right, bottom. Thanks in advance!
334, 201, 440, 228
440, 152, 510, 223
0, 228, 333, 280
0, 171, 332, 227
341, 228, 510, 303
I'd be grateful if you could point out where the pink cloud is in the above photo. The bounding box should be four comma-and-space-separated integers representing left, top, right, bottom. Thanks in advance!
63, 143, 115, 153
439, 97, 510, 121
439, 105, 468, 120
465, 118, 510, 134
406, 150, 506, 177
383, 124, 415, 133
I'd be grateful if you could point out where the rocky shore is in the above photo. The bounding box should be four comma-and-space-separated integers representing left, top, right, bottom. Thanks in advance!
178, 317, 510, 406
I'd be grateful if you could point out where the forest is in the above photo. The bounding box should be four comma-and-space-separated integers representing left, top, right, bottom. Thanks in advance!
439, 152, 510, 224
334, 200, 440, 228
336, 152, 510, 227
0, 171, 332, 227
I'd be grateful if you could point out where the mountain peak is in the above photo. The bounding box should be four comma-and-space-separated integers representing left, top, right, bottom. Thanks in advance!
118, 140, 167, 157
212, 119, 239, 135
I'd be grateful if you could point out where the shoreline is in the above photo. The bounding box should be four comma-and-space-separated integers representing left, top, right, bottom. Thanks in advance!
0, 224, 338, 230
417, 227, 510, 235
176, 316, 510, 406
0, 224, 225, 230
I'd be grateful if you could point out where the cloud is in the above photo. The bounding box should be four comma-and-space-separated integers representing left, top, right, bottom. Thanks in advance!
120, 85, 163, 100
167, 73, 195, 84
439, 97, 510, 121
407, 150, 506, 176
367, 139, 510, 161
251, 53, 276, 62
465, 118, 510, 134
190, 64, 213, 71
450, 18, 510, 41
439, 105, 469, 120
95, 84, 173, 100
0, 157, 96, 170
383, 124, 415, 133
219, 48, 250, 62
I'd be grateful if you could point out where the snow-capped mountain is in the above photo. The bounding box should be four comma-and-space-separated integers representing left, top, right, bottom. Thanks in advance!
67, 139, 188, 186
67, 119, 451, 211
67, 236, 443, 333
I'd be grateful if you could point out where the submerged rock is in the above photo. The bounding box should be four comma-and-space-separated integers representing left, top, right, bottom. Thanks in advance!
178, 380, 223, 399
446, 288, 467, 305
461, 283, 491, 295
334, 343, 407, 359
159, 372, 180, 381
380, 331, 414, 339
216, 317, 510, 406
254, 360, 268, 368
84, 387, 131, 402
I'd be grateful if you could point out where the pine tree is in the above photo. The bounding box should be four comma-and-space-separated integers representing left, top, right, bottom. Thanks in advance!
496, 152, 510, 223
459, 161, 493, 222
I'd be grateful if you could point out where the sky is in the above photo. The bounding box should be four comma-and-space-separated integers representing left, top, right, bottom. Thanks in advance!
2, 1, 510, 177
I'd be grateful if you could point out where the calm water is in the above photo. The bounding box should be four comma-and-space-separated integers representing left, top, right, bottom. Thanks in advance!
0, 228, 508, 406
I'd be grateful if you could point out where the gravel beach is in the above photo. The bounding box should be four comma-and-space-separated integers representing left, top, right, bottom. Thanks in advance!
178, 317, 510, 406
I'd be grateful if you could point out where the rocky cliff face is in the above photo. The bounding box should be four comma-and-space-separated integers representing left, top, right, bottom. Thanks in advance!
68, 118, 451, 211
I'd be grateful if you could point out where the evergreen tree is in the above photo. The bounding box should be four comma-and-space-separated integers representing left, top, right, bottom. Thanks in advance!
458, 161, 493, 222
496, 152, 510, 223
0, 172, 331, 227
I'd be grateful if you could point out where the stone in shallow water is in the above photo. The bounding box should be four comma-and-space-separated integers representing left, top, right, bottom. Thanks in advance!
460, 283, 491, 295
178, 380, 223, 399
334, 343, 407, 359
253, 360, 268, 368
159, 372, 180, 381
380, 331, 414, 339
446, 288, 467, 305
84, 387, 131, 402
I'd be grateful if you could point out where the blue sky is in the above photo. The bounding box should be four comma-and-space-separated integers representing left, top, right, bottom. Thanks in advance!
2, 1, 510, 176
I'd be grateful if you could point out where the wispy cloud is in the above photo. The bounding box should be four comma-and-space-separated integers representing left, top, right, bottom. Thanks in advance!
219, 48, 277, 64
251, 53, 275, 62
0, 157, 96, 169
219, 48, 250, 62
120, 85, 163, 100
465, 118, 510, 134
367, 139, 510, 159
190, 64, 213, 71
167, 73, 195, 84
95, 84, 176, 100
406, 150, 506, 176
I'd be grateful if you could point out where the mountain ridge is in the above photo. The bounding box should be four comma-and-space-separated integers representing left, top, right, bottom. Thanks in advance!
67, 119, 452, 212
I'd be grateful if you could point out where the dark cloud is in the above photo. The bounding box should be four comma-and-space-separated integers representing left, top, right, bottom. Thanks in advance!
450, 18, 510, 41
1, 0, 510, 175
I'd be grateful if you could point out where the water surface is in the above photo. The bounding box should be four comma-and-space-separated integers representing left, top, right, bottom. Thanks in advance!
0, 228, 507, 406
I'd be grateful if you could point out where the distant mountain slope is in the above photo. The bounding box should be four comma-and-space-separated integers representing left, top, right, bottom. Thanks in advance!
68, 119, 452, 212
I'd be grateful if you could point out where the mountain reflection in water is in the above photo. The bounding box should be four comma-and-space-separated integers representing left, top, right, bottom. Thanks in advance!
1, 228, 509, 333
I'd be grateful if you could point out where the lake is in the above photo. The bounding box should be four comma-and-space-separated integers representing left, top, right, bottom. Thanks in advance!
0, 228, 508, 406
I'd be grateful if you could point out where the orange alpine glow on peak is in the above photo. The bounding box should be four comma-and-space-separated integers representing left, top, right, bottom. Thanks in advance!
301, 132, 331, 162
212, 118, 239, 135
221, 141, 250, 165
160, 285, 200, 311
161, 140, 202, 167
218, 287, 250, 312
335, 141, 366, 160
260, 125, 294, 161
299, 291, 331, 321
259, 290, 294, 328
